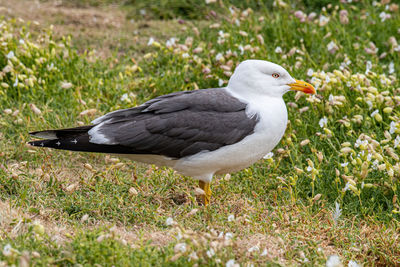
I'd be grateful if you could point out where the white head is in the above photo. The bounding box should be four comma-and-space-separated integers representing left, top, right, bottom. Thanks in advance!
227, 60, 315, 99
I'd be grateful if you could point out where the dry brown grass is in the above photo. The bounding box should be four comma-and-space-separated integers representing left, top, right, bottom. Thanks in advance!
2, 151, 400, 265
0, 0, 201, 58
0, 200, 69, 244
0, 199, 174, 247
2, 182, 399, 265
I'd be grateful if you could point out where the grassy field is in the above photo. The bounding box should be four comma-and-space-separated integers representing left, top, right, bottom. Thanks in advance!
0, 0, 400, 265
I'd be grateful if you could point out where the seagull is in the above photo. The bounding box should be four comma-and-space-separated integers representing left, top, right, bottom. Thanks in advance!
28, 60, 315, 206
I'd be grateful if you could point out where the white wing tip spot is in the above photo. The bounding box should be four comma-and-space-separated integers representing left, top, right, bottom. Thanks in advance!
31, 131, 57, 140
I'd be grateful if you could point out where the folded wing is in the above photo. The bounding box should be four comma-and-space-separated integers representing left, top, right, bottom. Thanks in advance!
29, 89, 259, 159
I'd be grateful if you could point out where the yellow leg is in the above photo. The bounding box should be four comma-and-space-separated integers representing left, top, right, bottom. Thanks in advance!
199, 181, 212, 206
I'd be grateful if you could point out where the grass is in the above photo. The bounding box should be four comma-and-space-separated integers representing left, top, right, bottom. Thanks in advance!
1, 0, 400, 265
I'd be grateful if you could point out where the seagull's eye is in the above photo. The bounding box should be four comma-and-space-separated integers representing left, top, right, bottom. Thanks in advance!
272, 73, 280, 78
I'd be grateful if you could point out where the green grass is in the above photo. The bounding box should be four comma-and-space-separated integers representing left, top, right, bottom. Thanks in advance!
1, 0, 400, 265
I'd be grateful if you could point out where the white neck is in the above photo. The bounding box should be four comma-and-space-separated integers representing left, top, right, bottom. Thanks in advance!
224, 86, 286, 119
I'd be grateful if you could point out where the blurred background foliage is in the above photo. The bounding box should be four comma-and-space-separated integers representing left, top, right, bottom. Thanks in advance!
47, 0, 359, 19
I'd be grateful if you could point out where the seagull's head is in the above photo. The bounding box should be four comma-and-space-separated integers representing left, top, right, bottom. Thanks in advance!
227, 60, 316, 98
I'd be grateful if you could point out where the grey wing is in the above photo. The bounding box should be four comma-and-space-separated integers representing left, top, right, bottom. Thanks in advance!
89, 88, 259, 159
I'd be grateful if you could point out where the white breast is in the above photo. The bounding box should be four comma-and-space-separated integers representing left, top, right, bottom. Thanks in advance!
173, 95, 288, 181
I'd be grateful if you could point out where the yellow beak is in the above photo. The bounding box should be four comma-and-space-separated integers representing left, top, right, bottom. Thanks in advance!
289, 79, 316, 94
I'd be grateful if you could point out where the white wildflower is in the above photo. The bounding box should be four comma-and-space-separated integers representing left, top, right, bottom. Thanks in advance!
365, 60, 372, 74
394, 136, 400, 148
340, 162, 348, 167
306, 166, 313, 172
263, 152, 274, 159
327, 41, 338, 54
193, 47, 202, 53
182, 53, 189, 58
206, 248, 215, 258
355, 139, 368, 148
307, 68, 314, 76
389, 121, 397, 134
348, 260, 361, 267
147, 37, 154, 46
238, 45, 244, 55
19, 39, 24, 44
81, 214, 89, 222
166, 37, 177, 48
215, 53, 224, 61
379, 11, 390, 22
326, 75, 331, 83
174, 243, 187, 253
319, 15, 330, 26
332, 201, 342, 224
326, 255, 343, 267
2, 244, 13, 257
370, 109, 379, 117
6, 51, 14, 59
275, 46, 282, 53
226, 259, 237, 267
188, 252, 198, 261
176, 231, 182, 240
261, 248, 268, 256
227, 214, 235, 222
343, 182, 350, 191
248, 245, 260, 253
165, 217, 174, 226
13, 77, 18, 87
61, 81, 73, 89
389, 62, 395, 74
366, 100, 373, 110
372, 160, 379, 169
308, 12, 317, 20
120, 93, 129, 102
225, 232, 233, 240
319, 116, 328, 128
48, 62, 55, 70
